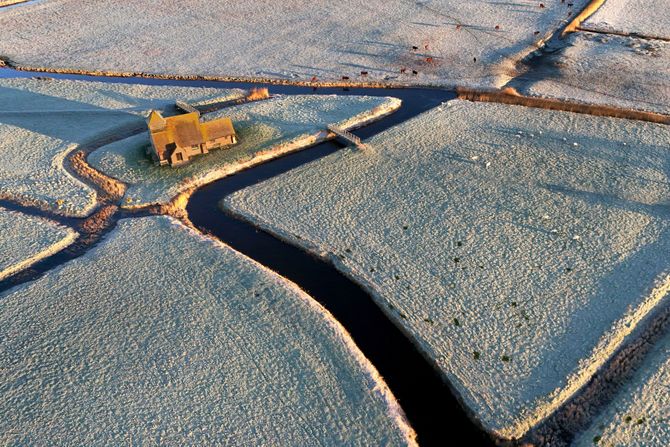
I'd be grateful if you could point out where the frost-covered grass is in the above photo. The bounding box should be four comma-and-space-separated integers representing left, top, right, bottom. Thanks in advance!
0, 207, 76, 280
225, 100, 670, 438
89, 94, 400, 207
0, 78, 244, 216
574, 329, 670, 446
513, 32, 670, 115
0, 216, 415, 445
0, 0, 587, 88
0, 0, 29, 7
582, 0, 670, 38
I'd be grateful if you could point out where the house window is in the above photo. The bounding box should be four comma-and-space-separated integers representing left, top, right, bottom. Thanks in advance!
176, 153, 183, 162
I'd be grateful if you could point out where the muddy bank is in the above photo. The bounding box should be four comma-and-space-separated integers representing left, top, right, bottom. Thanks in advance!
70, 151, 126, 202
575, 26, 670, 42
562, 0, 607, 35
0, 57, 423, 89
457, 87, 670, 124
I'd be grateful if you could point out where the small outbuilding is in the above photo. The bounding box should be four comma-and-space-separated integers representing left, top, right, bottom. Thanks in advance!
146, 110, 237, 167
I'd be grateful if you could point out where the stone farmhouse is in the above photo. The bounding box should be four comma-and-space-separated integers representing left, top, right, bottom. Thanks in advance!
146, 110, 237, 167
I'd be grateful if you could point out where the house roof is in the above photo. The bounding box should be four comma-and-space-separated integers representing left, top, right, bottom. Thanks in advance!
147, 110, 237, 161
172, 114, 204, 147
147, 110, 167, 131
201, 117, 235, 140
150, 130, 170, 160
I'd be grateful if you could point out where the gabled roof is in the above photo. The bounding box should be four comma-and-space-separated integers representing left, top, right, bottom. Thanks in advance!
147, 110, 167, 131
150, 130, 171, 160
147, 109, 237, 162
201, 117, 235, 140
172, 114, 204, 147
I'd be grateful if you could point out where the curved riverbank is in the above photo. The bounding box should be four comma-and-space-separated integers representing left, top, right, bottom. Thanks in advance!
0, 69, 491, 445
186, 140, 494, 447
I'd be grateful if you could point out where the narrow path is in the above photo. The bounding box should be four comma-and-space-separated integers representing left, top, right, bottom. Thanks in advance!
0, 57, 416, 89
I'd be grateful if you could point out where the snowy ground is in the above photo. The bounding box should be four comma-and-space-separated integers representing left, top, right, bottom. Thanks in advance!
0, 216, 415, 445
0, 78, 243, 216
574, 327, 670, 446
89, 94, 400, 208
512, 32, 670, 115
224, 100, 670, 439
0, 0, 587, 88
0, 0, 29, 7
0, 207, 76, 281
582, 0, 670, 38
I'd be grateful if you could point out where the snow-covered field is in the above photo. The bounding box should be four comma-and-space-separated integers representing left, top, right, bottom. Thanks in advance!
89, 94, 400, 208
582, 0, 670, 38
0, 0, 29, 7
513, 32, 670, 115
0, 78, 243, 216
0, 0, 587, 88
0, 216, 414, 445
574, 327, 670, 446
225, 100, 670, 439
0, 207, 76, 280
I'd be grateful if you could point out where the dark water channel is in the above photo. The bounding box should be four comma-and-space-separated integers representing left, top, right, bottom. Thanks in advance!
0, 68, 495, 446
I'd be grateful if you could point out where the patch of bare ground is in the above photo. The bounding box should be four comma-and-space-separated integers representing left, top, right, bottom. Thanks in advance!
0, 202, 119, 288
77, 204, 118, 245
149, 189, 194, 225
456, 87, 670, 124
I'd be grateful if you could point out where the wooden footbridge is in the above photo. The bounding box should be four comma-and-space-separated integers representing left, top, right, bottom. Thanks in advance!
327, 124, 367, 150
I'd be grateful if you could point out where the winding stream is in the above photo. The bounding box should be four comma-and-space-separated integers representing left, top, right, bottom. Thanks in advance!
0, 68, 495, 446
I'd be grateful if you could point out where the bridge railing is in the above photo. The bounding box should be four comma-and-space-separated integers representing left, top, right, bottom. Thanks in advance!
327, 124, 366, 149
